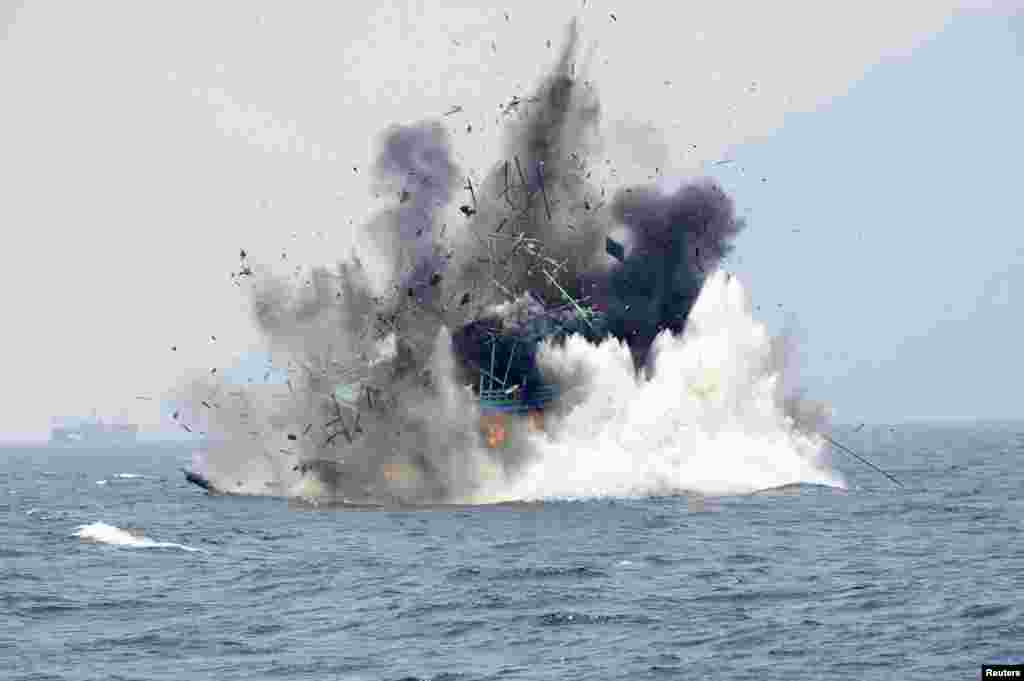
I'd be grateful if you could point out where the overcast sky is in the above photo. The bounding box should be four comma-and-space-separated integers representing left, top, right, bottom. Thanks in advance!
1, 0, 1020, 441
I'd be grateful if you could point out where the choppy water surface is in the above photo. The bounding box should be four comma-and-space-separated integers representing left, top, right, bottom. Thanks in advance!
3, 423, 1022, 680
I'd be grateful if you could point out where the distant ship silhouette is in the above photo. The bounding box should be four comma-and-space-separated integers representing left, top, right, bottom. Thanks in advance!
50, 410, 138, 445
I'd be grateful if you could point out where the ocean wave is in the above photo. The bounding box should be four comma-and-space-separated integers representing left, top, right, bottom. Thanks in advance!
73, 522, 206, 553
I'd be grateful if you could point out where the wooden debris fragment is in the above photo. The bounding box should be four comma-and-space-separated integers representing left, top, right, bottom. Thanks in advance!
537, 161, 551, 220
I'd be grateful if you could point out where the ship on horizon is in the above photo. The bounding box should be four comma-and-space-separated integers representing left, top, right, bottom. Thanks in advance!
50, 411, 139, 446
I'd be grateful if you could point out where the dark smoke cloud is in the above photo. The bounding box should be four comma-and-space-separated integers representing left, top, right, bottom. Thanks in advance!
585, 181, 745, 370
181, 20, 746, 504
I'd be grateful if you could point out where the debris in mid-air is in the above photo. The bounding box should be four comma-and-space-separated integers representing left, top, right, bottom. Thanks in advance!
178, 20, 778, 506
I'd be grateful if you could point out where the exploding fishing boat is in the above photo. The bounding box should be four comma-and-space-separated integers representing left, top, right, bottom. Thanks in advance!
178, 20, 767, 504
452, 243, 622, 448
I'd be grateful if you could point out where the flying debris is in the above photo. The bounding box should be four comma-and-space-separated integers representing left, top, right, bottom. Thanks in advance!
605, 236, 625, 262
500, 95, 539, 116
175, 19, 849, 507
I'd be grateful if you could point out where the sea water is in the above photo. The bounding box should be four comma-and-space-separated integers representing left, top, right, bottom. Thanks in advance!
3, 424, 1021, 680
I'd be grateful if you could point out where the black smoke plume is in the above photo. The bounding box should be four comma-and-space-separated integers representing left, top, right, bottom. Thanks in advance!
586, 181, 745, 369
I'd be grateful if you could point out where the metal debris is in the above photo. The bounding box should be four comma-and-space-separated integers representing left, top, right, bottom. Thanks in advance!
537, 162, 551, 220
823, 434, 904, 488
605, 236, 625, 262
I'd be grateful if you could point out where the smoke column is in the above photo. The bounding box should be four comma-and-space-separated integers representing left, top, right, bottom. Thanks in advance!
171, 20, 840, 504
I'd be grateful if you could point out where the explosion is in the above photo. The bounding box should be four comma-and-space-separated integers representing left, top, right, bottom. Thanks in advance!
172, 21, 841, 505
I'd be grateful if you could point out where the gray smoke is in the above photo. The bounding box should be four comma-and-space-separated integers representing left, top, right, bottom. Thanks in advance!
368, 120, 459, 291
177, 20, 751, 504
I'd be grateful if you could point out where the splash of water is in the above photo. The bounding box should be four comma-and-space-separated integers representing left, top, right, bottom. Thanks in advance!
74, 522, 205, 552
472, 271, 843, 502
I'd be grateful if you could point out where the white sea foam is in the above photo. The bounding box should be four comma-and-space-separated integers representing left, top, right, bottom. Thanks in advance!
96, 473, 153, 485
473, 271, 844, 502
74, 522, 205, 553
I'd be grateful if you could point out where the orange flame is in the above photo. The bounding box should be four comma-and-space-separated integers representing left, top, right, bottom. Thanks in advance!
482, 414, 507, 448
